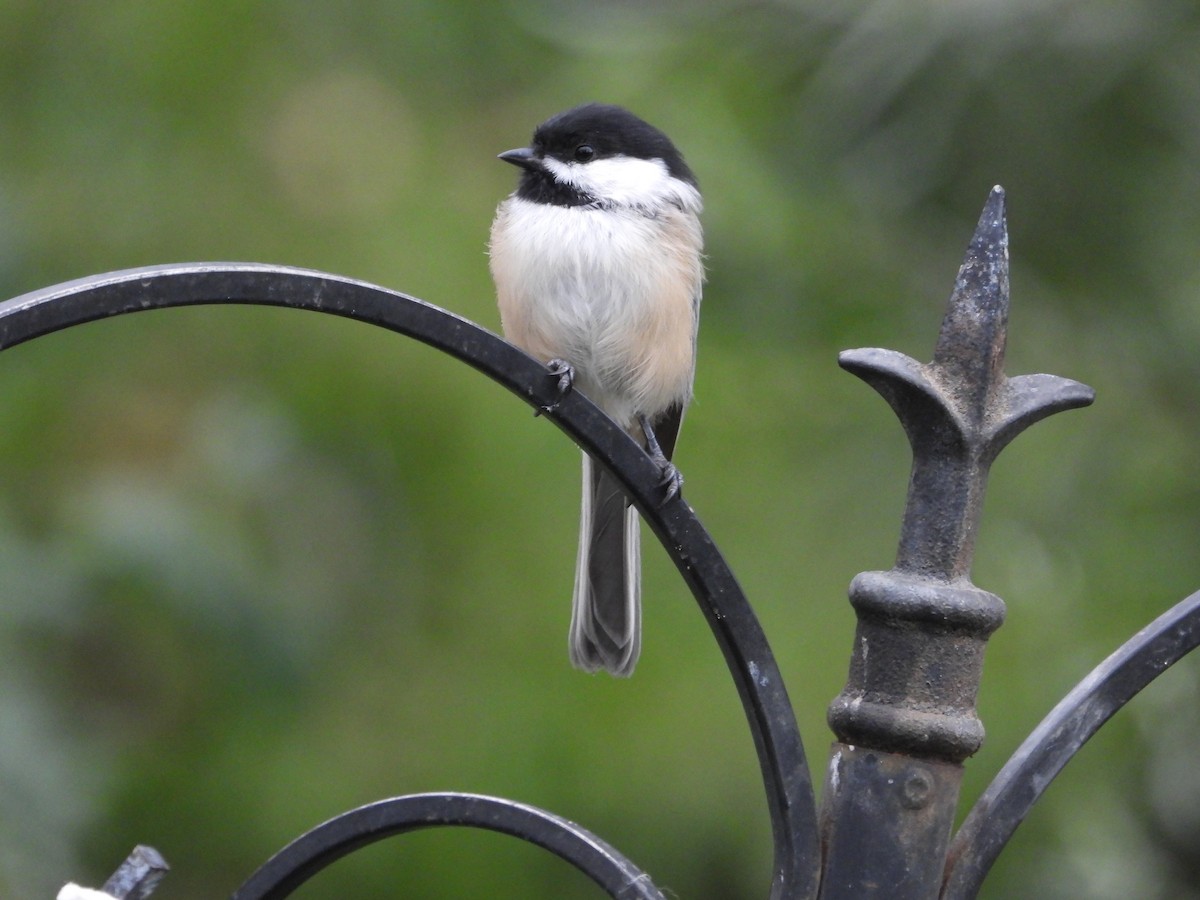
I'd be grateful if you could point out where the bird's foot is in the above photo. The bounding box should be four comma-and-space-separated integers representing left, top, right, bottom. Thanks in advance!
534, 358, 576, 416
639, 415, 683, 503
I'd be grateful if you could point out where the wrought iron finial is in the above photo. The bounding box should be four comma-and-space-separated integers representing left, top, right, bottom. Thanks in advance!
839, 187, 1095, 583
829, 188, 1095, 759
829, 186, 1094, 763
817, 188, 1094, 900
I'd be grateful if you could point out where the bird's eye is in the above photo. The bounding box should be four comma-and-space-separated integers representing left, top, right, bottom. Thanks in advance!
574, 144, 595, 162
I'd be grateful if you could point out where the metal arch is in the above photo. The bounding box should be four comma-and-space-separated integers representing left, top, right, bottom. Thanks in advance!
0, 263, 820, 899
941, 588, 1200, 898
230, 792, 666, 899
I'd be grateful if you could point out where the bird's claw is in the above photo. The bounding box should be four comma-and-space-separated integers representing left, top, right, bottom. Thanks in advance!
639, 414, 683, 504
547, 358, 575, 394
534, 358, 576, 416
657, 461, 684, 503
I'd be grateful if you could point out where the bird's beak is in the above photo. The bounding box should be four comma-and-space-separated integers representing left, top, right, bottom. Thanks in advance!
498, 147, 541, 171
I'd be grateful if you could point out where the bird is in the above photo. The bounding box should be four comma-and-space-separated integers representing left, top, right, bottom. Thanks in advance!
488, 102, 704, 677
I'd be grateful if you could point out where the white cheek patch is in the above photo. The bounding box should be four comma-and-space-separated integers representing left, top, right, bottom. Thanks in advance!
542, 155, 701, 212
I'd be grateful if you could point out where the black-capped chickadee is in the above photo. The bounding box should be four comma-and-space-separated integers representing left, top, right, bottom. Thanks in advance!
489, 103, 704, 677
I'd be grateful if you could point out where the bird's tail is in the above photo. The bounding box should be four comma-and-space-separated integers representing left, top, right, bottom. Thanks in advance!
569, 452, 641, 676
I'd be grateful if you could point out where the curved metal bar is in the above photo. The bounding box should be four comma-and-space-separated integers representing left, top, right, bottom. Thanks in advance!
0, 264, 820, 898
941, 588, 1200, 898
230, 792, 665, 899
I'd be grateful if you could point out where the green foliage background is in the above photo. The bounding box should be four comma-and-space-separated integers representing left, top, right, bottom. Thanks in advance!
2, 2, 1199, 897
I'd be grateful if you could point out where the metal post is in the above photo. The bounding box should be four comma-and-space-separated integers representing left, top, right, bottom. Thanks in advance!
100, 845, 169, 900
818, 187, 1094, 898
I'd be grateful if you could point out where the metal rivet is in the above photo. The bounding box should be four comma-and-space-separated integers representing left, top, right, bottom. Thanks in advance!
901, 769, 933, 810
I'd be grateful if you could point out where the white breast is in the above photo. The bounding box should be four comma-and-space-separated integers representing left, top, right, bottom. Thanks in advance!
490, 196, 703, 428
